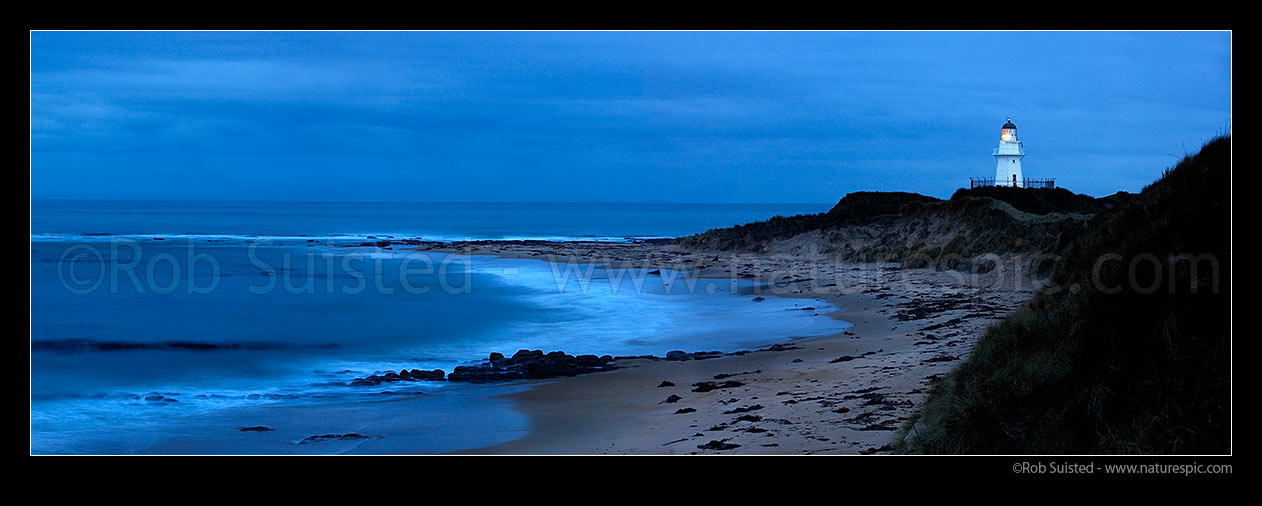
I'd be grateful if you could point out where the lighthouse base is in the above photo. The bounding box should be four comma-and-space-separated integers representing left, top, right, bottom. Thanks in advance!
968, 177, 1057, 190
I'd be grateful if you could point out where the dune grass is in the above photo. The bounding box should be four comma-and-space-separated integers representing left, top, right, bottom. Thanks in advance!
675, 191, 940, 251
898, 136, 1230, 454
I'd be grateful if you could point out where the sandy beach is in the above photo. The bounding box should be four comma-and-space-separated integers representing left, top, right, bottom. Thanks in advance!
412, 241, 1036, 454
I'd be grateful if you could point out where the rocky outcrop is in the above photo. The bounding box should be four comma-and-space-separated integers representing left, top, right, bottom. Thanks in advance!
664, 350, 723, 361
446, 349, 616, 383
349, 368, 446, 386
348, 342, 805, 388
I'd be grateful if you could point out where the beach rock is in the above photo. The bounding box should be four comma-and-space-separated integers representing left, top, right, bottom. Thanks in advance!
691, 380, 744, 393
697, 439, 740, 450
409, 369, 447, 380
297, 433, 378, 444
858, 422, 899, 431
664, 350, 724, 361
239, 426, 274, 432
657, 380, 676, 388
723, 404, 763, 414
613, 354, 658, 361
350, 368, 446, 386
512, 349, 545, 361
446, 349, 617, 383
662, 394, 683, 404
829, 355, 859, 363
713, 370, 761, 380
675, 407, 697, 414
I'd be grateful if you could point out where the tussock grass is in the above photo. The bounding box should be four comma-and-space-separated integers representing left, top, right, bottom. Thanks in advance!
676, 189, 1099, 272
675, 191, 940, 252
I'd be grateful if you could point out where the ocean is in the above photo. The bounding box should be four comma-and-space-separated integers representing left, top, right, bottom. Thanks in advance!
30, 200, 846, 453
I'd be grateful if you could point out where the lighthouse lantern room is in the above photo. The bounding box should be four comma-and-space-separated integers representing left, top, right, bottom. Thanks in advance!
993, 118, 1026, 187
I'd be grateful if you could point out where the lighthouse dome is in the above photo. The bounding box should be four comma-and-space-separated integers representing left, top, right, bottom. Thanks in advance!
1001, 119, 1017, 130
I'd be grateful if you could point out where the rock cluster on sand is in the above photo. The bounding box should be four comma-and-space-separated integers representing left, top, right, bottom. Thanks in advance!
297, 433, 379, 444
446, 349, 616, 383
664, 350, 723, 361
697, 439, 740, 450
690, 380, 744, 393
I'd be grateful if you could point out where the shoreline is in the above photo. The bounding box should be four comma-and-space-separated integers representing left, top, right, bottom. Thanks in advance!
410, 241, 1034, 454
32, 239, 1034, 454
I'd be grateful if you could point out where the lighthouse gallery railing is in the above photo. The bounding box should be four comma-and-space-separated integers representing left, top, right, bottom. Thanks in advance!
969, 177, 1056, 189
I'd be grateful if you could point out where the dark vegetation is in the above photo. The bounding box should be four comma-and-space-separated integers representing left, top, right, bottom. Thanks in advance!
840, 196, 1090, 271
900, 137, 1230, 454
676, 186, 1117, 272
949, 186, 1117, 215
825, 191, 943, 221
675, 192, 941, 251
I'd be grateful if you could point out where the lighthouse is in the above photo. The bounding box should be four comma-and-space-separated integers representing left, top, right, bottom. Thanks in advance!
993, 118, 1026, 187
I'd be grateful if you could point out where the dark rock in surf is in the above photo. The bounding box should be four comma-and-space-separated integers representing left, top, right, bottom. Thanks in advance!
446, 349, 617, 383
350, 368, 446, 386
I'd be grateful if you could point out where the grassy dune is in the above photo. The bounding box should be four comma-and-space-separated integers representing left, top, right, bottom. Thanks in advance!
676, 187, 1105, 273
675, 191, 941, 252
899, 137, 1231, 454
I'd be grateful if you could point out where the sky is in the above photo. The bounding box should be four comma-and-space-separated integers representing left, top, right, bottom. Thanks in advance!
30, 31, 1231, 203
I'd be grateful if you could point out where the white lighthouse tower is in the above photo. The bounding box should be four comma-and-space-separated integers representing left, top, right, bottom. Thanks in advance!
993, 118, 1025, 187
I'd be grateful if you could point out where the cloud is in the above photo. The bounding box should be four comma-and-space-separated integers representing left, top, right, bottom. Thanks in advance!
31, 31, 1231, 202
